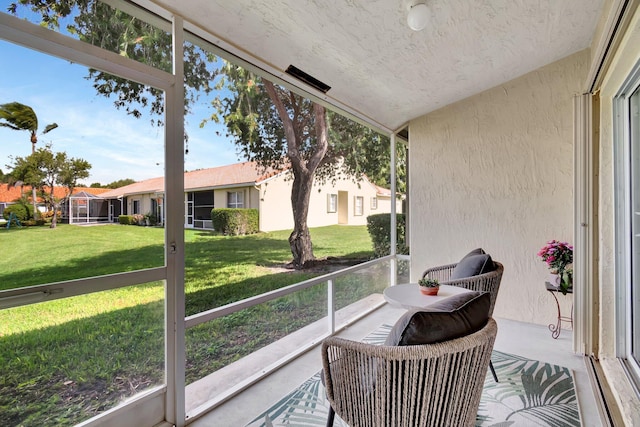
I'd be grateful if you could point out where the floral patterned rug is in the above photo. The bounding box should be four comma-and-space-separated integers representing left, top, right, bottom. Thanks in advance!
246, 325, 581, 427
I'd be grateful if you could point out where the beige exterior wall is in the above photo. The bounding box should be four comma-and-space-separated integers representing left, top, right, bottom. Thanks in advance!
374, 195, 397, 215
136, 176, 395, 232
126, 194, 154, 216
306, 177, 383, 228
597, 4, 640, 424
212, 187, 259, 210
408, 50, 589, 325
258, 171, 400, 232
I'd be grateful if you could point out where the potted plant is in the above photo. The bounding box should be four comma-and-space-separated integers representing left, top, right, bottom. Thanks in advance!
418, 277, 440, 295
538, 240, 573, 295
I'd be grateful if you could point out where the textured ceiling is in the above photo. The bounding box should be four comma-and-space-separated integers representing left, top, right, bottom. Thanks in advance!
150, 0, 604, 131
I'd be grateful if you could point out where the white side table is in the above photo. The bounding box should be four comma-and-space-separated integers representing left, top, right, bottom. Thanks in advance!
383, 284, 473, 310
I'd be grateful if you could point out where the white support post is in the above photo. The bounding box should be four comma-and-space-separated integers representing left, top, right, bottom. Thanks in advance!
390, 133, 398, 287
165, 15, 186, 427
573, 93, 597, 356
327, 279, 335, 334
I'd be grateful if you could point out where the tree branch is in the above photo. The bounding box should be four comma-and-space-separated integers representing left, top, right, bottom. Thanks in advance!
263, 79, 304, 172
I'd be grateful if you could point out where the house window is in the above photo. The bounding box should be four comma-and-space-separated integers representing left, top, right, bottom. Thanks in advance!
354, 196, 363, 216
371, 197, 378, 210
227, 191, 244, 208
132, 199, 140, 214
614, 63, 640, 389
327, 194, 337, 213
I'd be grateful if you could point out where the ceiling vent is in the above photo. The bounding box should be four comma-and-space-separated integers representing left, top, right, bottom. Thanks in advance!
285, 65, 331, 93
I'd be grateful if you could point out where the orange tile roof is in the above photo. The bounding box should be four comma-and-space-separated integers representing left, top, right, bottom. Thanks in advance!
100, 161, 284, 198
0, 184, 109, 203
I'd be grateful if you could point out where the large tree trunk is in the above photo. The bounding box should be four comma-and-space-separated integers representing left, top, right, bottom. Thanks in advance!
31, 187, 38, 220
50, 200, 58, 228
31, 135, 38, 220
263, 80, 328, 269
288, 166, 315, 268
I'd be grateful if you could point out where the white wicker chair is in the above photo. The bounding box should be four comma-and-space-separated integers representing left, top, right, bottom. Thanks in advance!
321, 318, 497, 427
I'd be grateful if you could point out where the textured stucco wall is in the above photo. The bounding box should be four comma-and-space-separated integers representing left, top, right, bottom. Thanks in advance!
598, 4, 640, 424
408, 50, 589, 325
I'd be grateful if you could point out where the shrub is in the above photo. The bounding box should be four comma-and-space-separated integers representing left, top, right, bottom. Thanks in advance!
132, 214, 146, 226
22, 219, 46, 227
118, 215, 134, 225
366, 213, 409, 258
119, 214, 147, 225
41, 210, 62, 219
145, 212, 158, 226
3, 204, 29, 221
211, 208, 259, 235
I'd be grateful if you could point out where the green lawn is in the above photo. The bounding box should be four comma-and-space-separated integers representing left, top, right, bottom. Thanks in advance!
0, 224, 379, 426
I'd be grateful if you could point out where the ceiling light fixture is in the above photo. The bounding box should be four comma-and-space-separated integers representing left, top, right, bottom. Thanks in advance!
407, 2, 430, 31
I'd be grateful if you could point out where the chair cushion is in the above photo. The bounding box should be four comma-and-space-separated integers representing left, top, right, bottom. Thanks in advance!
450, 252, 495, 280
384, 291, 491, 346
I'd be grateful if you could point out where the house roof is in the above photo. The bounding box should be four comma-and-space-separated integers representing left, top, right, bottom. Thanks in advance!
99, 160, 392, 199
371, 183, 392, 198
148, 0, 605, 132
0, 184, 110, 204
99, 161, 282, 198
69, 191, 108, 200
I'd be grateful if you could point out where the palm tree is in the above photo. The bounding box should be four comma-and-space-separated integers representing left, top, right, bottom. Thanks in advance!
0, 102, 58, 218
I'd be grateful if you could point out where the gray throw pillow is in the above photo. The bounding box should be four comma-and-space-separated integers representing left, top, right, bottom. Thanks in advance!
384, 291, 491, 346
450, 253, 495, 280
461, 248, 486, 259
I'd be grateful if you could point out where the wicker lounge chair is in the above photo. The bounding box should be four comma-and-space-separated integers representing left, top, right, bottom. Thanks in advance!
322, 318, 498, 426
422, 260, 504, 382
421, 261, 504, 317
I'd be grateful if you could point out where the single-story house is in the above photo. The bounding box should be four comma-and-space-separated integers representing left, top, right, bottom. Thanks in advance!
0, 183, 110, 219
99, 161, 401, 231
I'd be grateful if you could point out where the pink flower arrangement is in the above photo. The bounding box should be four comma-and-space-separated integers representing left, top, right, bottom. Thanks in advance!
538, 240, 573, 273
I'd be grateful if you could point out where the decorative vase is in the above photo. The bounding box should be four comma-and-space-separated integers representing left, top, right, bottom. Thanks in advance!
549, 269, 573, 294
559, 270, 573, 295
419, 286, 439, 296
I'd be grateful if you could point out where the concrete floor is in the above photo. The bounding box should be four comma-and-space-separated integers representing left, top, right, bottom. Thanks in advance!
189, 300, 602, 427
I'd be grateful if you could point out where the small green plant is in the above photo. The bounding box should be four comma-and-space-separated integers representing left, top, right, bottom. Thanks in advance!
418, 277, 439, 288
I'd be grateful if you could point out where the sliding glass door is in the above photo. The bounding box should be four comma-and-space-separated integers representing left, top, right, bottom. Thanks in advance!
631, 86, 640, 366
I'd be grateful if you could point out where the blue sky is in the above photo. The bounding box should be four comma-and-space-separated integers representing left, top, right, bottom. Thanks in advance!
0, 16, 240, 185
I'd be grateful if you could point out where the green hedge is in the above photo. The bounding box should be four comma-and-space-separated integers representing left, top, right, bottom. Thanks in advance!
211, 208, 259, 236
118, 215, 133, 225
3, 204, 30, 221
366, 213, 409, 258
119, 214, 147, 225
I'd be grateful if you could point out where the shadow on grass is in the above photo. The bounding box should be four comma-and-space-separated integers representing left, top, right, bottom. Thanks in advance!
0, 234, 328, 291
0, 226, 380, 425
